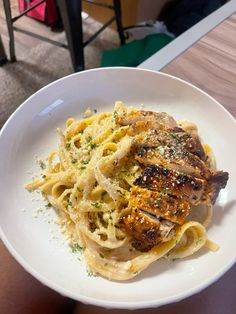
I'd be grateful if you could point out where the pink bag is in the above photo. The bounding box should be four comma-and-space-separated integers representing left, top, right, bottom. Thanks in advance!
18, 0, 58, 26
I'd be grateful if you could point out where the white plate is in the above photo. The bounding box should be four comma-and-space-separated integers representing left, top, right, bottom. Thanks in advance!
0, 68, 235, 309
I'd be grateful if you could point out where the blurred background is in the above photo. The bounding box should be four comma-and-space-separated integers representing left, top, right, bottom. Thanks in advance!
0, 0, 228, 126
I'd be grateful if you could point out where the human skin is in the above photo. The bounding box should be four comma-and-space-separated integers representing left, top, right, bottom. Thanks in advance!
1, 239, 236, 314
0, 240, 75, 314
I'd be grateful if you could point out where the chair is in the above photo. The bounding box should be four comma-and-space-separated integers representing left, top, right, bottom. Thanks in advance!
2, 0, 126, 71
0, 34, 7, 65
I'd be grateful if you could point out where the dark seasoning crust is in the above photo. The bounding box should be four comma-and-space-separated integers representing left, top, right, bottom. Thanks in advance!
117, 110, 229, 252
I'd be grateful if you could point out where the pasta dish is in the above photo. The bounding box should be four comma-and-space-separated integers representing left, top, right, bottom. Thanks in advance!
26, 102, 229, 280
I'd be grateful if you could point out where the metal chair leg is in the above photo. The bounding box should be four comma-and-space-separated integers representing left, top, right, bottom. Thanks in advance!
58, 0, 84, 72
3, 0, 16, 62
113, 0, 125, 45
0, 35, 7, 65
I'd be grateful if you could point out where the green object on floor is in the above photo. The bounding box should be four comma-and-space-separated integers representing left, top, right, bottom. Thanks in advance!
101, 33, 173, 67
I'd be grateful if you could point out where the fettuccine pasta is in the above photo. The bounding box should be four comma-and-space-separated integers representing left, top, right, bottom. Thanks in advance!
26, 102, 228, 280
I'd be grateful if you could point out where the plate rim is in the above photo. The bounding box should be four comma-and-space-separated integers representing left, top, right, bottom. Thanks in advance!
0, 67, 235, 136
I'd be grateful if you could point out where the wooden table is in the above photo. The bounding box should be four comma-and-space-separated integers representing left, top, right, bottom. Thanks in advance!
162, 13, 236, 118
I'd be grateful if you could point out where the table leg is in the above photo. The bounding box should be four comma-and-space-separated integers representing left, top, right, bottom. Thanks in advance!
3, 0, 16, 62
57, 0, 84, 72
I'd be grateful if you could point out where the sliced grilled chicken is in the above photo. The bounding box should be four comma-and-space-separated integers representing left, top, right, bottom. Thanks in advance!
118, 109, 229, 252
127, 120, 162, 137
132, 122, 206, 161
116, 110, 178, 128
170, 127, 206, 160
134, 164, 206, 205
206, 171, 229, 204
134, 164, 228, 205
122, 184, 188, 252
130, 186, 190, 224
123, 209, 176, 252
135, 145, 210, 179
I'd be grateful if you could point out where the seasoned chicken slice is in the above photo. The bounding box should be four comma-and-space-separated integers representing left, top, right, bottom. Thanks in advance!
122, 184, 189, 252
135, 145, 210, 179
206, 171, 229, 204
130, 121, 206, 161
169, 127, 206, 160
126, 116, 208, 178
127, 120, 162, 137
123, 209, 176, 252
116, 110, 178, 128
134, 164, 206, 205
134, 164, 228, 205
118, 109, 229, 252
129, 186, 190, 224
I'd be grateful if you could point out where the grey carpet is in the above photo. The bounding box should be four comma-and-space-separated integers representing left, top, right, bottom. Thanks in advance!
0, 19, 118, 128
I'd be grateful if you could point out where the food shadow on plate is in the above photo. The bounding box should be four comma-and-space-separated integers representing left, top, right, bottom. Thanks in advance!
188, 193, 235, 228
125, 258, 180, 283
125, 246, 210, 283
212, 199, 236, 226
180, 246, 209, 263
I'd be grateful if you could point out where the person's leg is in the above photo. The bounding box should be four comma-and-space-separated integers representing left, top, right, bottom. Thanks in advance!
0, 240, 75, 314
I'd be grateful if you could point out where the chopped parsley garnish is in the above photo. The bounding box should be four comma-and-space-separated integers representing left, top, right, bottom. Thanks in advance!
39, 160, 46, 170
89, 142, 98, 150
99, 253, 105, 258
85, 135, 97, 149
42, 175, 46, 178
86, 135, 92, 143
65, 142, 71, 150
145, 183, 152, 189
122, 170, 132, 177
71, 159, 77, 164
113, 110, 118, 118
80, 166, 86, 170
68, 201, 72, 207
70, 243, 82, 253
117, 190, 126, 197
86, 270, 97, 277
161, 189, 169, 196
46, 203, 52, 208
81, 159, 89, 165
171, 132, 180, 140
91, 202, 102, 209
155, 199, 162, 208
